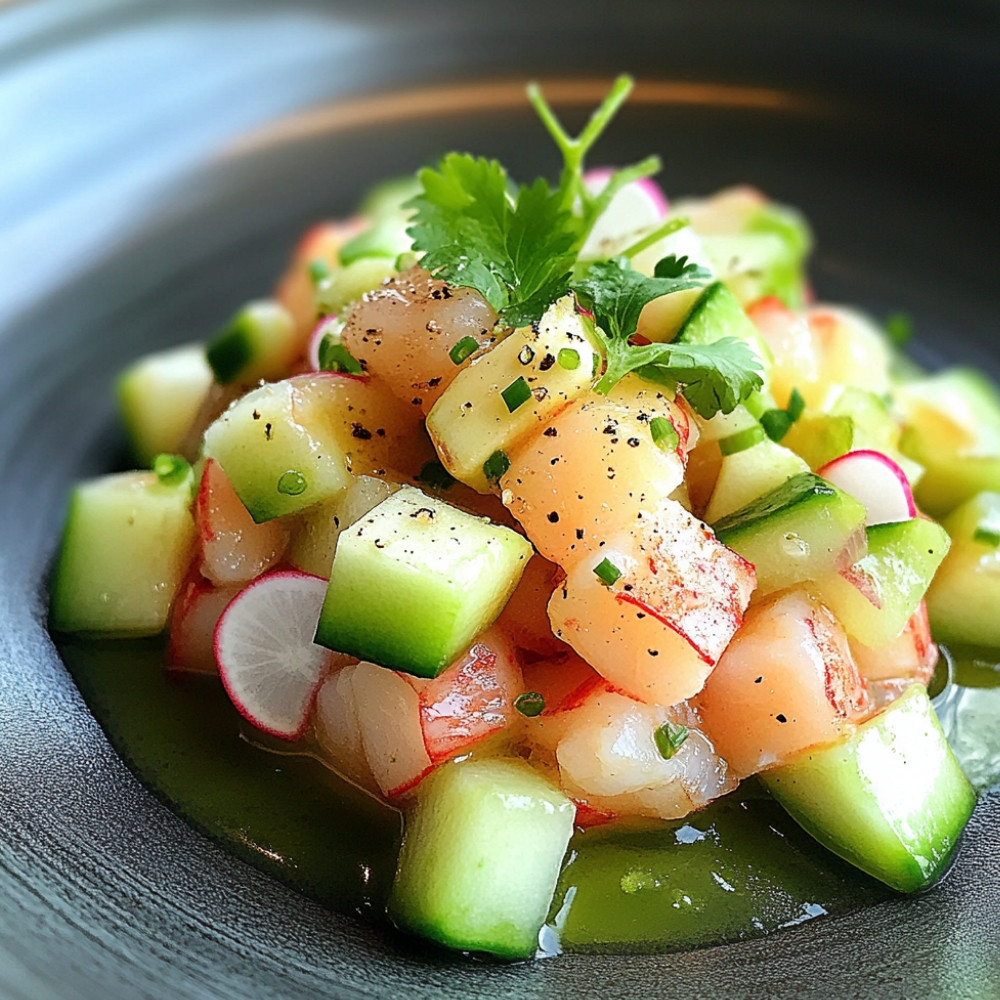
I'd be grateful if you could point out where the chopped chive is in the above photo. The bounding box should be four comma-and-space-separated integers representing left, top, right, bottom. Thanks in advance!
205, 312, 253, 384
718, 424, 766, 456
318, 342, 363, 374
593, 557, 622, 586
308, 259, 331, 286
514, 691, 546, 718
501, 375, 532, 413
152, 453, 191, 487
482, 449, 511, 482
974, 526, 1000, 548
760, 408, 794, 442
884, 312, 913, 347
557, 348, 581, 370
787, 387, 805, 421
277, 470, 308, 496
649, 415, 679, 452
449, 336, 479, 365
417, 460, 455, 490
654, 721, 689, 760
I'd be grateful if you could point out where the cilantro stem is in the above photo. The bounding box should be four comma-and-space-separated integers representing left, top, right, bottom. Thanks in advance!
620, 216, 690, 261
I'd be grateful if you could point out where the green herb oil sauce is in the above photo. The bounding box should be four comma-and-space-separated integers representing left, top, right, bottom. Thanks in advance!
60, 636, 999, 955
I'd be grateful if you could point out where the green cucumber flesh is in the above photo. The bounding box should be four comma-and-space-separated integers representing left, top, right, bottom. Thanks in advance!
315, 486, 532, 677
927, 491, 1000, 648
50, 470, 196, 635
388, 757, 575, 959
117, 344, 213, 466
201, 378, 351, 523
763, 685, 976, 892
205, 300, 297, 385
818, 517, 950, 648
713, 471, 866, 595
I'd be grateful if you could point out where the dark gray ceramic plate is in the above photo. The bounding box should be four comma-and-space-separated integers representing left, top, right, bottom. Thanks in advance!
2, 2, 999, 998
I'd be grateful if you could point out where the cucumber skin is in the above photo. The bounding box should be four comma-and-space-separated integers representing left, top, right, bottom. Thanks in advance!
763, 686, 976, 892
388, 757, 575, 959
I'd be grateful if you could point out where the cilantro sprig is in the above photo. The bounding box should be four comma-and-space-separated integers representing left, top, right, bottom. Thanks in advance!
406, 75, 658, 328
573, 255, 764, 417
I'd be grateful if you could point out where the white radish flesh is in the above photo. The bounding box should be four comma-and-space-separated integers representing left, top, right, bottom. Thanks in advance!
818, 449, 917, 525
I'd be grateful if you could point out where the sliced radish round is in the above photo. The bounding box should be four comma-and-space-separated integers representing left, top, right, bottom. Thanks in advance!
818, 449, 917, 526
215, 570, 335, 740
581, 168, 669, 258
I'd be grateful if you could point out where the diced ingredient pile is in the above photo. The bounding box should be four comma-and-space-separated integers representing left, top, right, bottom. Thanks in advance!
51, 78, 998, 960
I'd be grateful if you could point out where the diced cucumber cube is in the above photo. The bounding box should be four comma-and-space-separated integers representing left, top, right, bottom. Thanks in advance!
926, 491, 1000, 648
316, 257, 398, 315
205, 300, 297, 385
675, 281, 776, 411
388, 757, 575, 959
315, 486, 532, 677
713, 471, 867, 595
817, 517, 950, 648
763, 685, 976, 892
202, 377, 351, 523
50, 469, 196, 635
117, 343, 213, 466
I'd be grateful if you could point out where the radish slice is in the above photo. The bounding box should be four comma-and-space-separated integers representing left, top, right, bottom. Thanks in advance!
818, 450, 917, 526
581, 168, 668, 258
215, 570, 336, 740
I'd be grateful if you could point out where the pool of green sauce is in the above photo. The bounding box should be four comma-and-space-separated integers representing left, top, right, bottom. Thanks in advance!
61, 637, 1000, 955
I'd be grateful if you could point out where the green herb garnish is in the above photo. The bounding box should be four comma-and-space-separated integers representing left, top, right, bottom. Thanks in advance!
483, 449, 511, 482
406, 75, 659, 328
417, 460, 456, 490
885, 312, 913, 347
593, 557, 622, 586
308, 259, 331, 286
654, 721, 689, 760
557, 347, 581, 370
973, 526, 1000, 548
501, 376, 532, 413
152, 453, 191, 488
572, 255, 762, 416
761, 387, 805, 442
514, 691, 546, 718
650, 415, 679, 452
449, 336, 479, 366
318, 342, 363, 375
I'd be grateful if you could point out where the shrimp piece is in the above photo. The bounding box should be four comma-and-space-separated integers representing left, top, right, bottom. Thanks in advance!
275, 220, 365, 339
850, 600, 937, 687
341, 267, 498, 414
554, 688, 736, 821
195, 458, 288, 585
500, 375, 695, 565
313, 663, 378, 793
416, 628, 523, 764
494, 553, 571, 657
694, 588, 870, 779
548, 499, 756, 707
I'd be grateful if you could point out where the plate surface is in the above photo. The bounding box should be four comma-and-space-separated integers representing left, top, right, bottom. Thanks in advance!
2, 3, 999, 998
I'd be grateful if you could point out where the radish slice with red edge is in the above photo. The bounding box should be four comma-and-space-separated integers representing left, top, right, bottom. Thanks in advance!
581, 168, 668, 257
818, 449, 917, 526
215, 570, 336, 740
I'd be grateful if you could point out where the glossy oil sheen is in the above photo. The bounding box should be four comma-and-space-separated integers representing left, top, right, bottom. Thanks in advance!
59, 637, 998, 955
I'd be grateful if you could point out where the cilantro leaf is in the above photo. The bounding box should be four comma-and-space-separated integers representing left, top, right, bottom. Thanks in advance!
406, 76, 661, 327
572, 255, 763, 418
